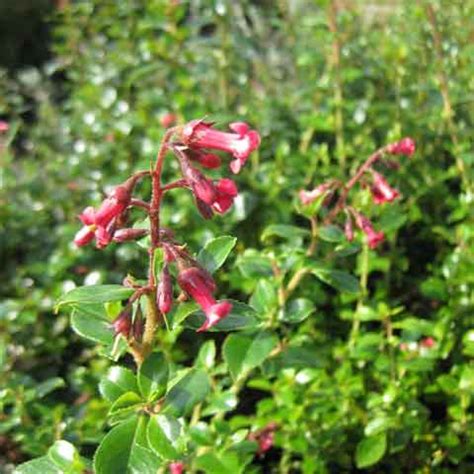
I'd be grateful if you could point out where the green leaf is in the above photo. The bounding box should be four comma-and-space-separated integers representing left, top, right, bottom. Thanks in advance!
279, 298, 315, 324
35, 377, 65, 398
138, 352, 169, 401
223, 330, 278, 380
168, 302, 199, 329
99, 366, 139, 403
48, 440, 84, 473
184, 301, 261, 332
197, 235, 236, 274
15, 456, 61, 474
162, 369, 210, 417
261, 224, 309, 242
147, 414, 184, 460
70, 304, 113, 345
311, 267, 359, 294
57, 285, 133, 310
195, 451, 242, 474
237, 251, 274, 278
93, 416, 160, 474
249, 280, 277, 314
355, 433, 387, 468
319, 224, 345, 242
196, 340, 216, 369
109, 392, 143, 417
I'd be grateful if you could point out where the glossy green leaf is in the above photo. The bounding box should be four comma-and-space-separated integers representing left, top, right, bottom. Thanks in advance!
56, 285, 134, 309
279, 298, 315, 324
261, 224, 309, 242
319, 224, 345, 242
147, 414, 184, 460
223, 330, 278, 380
311, 267, 359, 294
197, 235, 236, 274
99, 366, 139, 403
249, 279, 277, 314
162, 369, 210, 417
196, 340, 216, 369
93, 416, 160, 474
15, 456, 61, 474
138, 352, 169, 400
355, 433, 387, 468
70, 304, 113, 345
48, 440, 84, 473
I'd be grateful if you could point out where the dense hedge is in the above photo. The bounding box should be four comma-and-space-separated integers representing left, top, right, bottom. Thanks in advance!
1, 1, 473, 472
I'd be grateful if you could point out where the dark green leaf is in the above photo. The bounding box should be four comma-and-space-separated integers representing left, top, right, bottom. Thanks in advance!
99, 366, 139, 403
162, 369, 210, 417
261, 224, 309, 242
70, 304, 113, 345
15, 456, 61, 474
223, 330, 278, 380
56, 285, 134, 309
197, 236, 236, 274
138, 352, 169, 401
147, 414, 184, 460
311, 267, 359, 294
319, 225, 345, 243
279, 298, 315, 324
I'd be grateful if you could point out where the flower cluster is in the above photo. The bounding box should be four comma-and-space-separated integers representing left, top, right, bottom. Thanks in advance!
73, 119, 260, 336
299, 137, 415, 249
248, 422, 278, 456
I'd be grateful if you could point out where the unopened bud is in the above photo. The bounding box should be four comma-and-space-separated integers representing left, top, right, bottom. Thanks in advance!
344, 215, 354, 242
112, 309, 132, 338
157, 266, 173, 314
113, 228, 148, 242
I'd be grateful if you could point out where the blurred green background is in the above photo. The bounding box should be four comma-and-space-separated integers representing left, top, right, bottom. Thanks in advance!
1, 0, 473, 472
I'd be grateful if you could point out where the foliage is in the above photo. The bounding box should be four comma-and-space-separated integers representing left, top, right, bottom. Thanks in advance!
1, 0, 473, 472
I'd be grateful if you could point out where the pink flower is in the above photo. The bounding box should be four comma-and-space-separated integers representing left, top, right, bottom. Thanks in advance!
74, 184, 132, 248
370, 171, 400, 204
299, 183, 331, 206
248, 422, 278, 456
189, 150, 222, 169
386, 137, 415, 156
112, 309, 132, 338
355, 213, 384, 249
169, 462, 184, 474
181, 120, 260, 174
160, 112, 177, 128
157, 266, 173, 314
177, 267, 232, 332
420, 337, 435, 348
211, 178, 238, 214
0, 121, 9, 133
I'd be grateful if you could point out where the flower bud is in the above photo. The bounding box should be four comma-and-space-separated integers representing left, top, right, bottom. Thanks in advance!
112, 228, 148, 242
157, 266, 173, 314
112, 309, 132, 338
386, 137, 415, 156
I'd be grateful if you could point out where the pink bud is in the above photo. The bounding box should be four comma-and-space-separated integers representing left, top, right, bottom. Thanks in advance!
386, 137, 415, 156
160, 112, 177, 128
344, 215, 354, 242
420, 337, 435, 348
112, 309, 132, 338
169, 462, 184, 474
112, 228, 148, 242
157, 266, 173, 314
193, 152, 222, 169
0, 121, 9, 133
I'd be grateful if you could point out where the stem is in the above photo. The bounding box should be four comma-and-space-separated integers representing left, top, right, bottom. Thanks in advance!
306, 216, 319, 256
328, 0, 346, 171
425, 4, 472, 194
350, 241, 369, 348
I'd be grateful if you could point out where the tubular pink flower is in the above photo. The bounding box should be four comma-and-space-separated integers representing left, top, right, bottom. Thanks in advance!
355, 213, 384, 249
177, 267, 231, 331
211, 178, 238, 214
299, 183, 331, 206
386, 137, 415, 156
370, 171, 400, 204
182, 120, 260, 174
74, 183, 132, 248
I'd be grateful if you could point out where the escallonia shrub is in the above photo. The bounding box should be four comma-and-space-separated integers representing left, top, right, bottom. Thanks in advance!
18, 124, 415, 473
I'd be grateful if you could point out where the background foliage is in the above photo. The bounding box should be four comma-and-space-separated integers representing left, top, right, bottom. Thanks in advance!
1, 0, 473, 472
